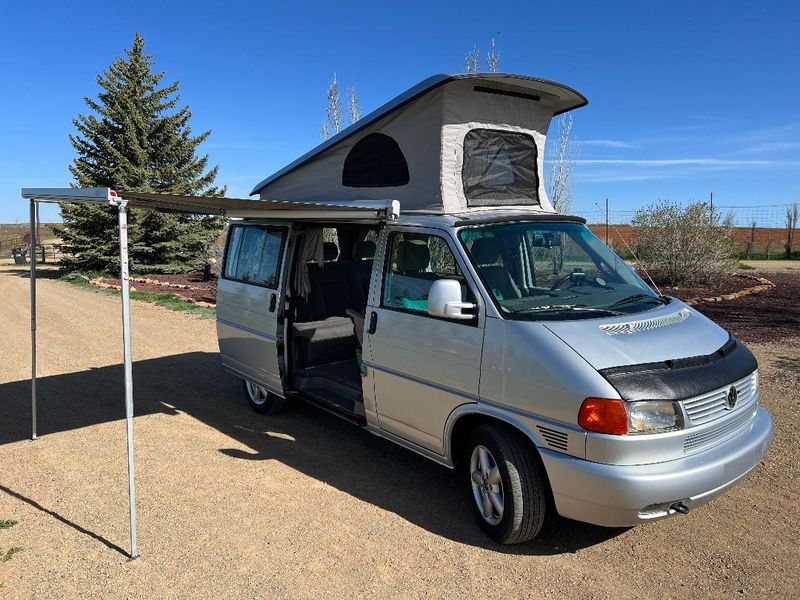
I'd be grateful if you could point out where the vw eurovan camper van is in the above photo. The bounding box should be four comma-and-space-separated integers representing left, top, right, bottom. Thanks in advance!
216, 74, 773, 544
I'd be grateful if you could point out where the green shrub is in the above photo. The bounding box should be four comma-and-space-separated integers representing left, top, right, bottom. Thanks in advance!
632, 200, 736, 285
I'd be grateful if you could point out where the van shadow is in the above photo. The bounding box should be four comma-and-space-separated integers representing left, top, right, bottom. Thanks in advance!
0, 352, 625, 555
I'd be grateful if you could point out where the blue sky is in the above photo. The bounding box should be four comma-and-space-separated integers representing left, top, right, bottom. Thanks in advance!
1, 0, 798, 222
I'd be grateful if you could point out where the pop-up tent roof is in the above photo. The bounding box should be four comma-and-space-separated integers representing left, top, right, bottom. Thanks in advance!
251, 73, 588, 214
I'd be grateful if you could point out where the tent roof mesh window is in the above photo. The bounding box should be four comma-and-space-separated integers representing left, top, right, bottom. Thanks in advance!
462, 129, 539, 207
342, 133, 410, 188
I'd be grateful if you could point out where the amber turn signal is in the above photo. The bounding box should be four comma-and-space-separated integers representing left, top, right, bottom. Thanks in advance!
578, 398, 628, 435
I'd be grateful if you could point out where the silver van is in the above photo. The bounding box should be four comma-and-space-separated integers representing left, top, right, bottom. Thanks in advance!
216, 74, 773, 544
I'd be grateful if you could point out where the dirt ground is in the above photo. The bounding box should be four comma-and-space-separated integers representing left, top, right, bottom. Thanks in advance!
667, 272, 800, 344
0, 263, 798, 599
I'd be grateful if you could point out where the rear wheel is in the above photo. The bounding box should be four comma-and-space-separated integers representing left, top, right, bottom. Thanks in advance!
467, 424, 547, 544
243, 380, 288, 415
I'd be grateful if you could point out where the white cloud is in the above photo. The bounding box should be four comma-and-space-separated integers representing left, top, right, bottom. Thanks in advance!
581, 139, 635, 148
576, 158, 800, 168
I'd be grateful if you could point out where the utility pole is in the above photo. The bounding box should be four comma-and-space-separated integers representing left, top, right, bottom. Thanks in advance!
605, 198, 609, 245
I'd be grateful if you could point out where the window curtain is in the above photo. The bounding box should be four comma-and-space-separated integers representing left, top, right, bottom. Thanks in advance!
293, 228, 324, 299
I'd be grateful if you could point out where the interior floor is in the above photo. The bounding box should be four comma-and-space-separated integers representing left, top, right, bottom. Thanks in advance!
293, 359, 364, 419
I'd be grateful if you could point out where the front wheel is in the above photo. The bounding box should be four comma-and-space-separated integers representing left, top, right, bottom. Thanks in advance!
468, 424, 547, 544
243, 380, 288, 415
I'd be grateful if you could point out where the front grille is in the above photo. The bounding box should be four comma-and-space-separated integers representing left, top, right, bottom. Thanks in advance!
536, 426, 569, 452
681, 371, 758, 425
683, 405, 757, 453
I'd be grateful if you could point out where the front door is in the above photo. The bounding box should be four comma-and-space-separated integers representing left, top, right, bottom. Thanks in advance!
364, 229, 484, 453
217, 223, 288, 394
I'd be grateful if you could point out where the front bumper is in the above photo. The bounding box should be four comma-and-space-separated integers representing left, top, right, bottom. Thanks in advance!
540, 407, 773, 527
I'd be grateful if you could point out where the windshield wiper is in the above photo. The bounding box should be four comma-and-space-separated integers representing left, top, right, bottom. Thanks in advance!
517, 304, 625, 316
608, 294, 666, 308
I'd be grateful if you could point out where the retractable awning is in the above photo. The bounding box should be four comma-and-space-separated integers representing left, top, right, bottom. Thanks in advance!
19, 186, 401, 560
23, 187, 400, 221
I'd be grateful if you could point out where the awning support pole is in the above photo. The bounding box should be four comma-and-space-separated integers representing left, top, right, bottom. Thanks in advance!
29, 199, 37, 441
115, 198, 138, 559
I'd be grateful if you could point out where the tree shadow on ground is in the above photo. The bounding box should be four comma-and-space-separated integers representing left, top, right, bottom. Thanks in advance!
0, 352, 626, 556
5, 266, 64, 279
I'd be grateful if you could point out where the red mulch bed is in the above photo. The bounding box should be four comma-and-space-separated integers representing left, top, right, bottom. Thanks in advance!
98, 271, 217, 304
665, 272, 799, 344
663, 275, 758, 301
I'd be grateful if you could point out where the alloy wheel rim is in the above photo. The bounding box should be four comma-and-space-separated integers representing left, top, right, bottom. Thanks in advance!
470, 444, 504, 525
245, 381, 268, 406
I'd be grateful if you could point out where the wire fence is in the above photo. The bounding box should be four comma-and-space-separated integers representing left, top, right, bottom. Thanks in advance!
576, 202, 800, 260
574, 203, 799, 229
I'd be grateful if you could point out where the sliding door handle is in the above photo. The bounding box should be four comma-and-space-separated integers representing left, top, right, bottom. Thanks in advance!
268, 292, 277, 313
368, 311, 378, 334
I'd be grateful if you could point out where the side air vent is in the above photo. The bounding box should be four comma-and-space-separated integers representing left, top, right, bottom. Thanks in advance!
536, 426, 569, 452
599, 309, 691, 336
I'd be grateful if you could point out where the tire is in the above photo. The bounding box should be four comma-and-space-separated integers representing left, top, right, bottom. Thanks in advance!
467, 424, 547, 544
242, 380, 288, 415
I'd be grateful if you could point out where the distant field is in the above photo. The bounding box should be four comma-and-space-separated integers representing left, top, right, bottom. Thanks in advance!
0, 222, 61, 252
0, 222, 61, 240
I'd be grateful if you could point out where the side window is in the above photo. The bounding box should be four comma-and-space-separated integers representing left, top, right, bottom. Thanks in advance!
382, 232, 474, 315
224, 225, 285, 287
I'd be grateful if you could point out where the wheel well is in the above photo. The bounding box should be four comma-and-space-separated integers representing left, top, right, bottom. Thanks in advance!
449, 413, 539, 467
449, 412, 557, 516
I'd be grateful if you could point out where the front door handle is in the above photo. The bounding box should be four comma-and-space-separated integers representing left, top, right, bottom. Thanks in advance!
268, 292, 277, 313
368, 311, 378, 334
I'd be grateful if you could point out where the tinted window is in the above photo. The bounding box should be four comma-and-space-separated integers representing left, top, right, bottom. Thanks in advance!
462, 129, 539, 206
382, 232, 472, 315
224, 226, 285, 287
342, 133, 410, 187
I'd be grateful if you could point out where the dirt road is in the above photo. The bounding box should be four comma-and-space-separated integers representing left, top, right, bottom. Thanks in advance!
0, 264, 798, 599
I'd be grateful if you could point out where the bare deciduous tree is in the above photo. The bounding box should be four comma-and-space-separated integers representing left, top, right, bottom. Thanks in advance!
321, 74, 343, 141
465, 45, 480, 72
487, 37, 500, 72
347, 84, 361, 126
547, 114, 579, 214
786, 203, 799, 259
465, 39, 500, 72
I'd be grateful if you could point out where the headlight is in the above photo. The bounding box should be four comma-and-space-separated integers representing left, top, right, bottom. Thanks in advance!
578, 398, 684, 435
627, 401, 683, 434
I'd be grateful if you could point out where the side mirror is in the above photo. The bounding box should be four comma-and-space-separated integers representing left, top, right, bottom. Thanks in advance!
427, 279, 476, 320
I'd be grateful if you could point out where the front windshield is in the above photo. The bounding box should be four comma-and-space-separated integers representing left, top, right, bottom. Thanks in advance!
459, 221, 664, 320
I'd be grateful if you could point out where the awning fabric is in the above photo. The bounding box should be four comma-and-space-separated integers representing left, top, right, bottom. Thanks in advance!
21, 188, 400, 221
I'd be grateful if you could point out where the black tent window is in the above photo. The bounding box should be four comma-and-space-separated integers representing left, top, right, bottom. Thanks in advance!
462, 129, 539, 207
342, 133, 410, 188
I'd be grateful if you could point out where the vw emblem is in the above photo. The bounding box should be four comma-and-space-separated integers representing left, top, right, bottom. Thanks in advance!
725, 385, 738, 410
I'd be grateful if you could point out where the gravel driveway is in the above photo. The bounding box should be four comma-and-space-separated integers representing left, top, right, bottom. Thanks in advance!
0, 263, 798, 599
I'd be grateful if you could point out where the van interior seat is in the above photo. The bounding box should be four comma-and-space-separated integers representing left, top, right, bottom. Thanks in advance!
292, 240, 376, 367
470, 237, 522, 300
323, 241, 339, 262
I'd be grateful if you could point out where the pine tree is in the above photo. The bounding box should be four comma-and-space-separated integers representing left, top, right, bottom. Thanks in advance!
58, 32, 226, 273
